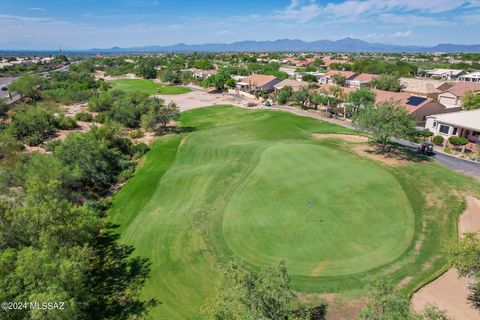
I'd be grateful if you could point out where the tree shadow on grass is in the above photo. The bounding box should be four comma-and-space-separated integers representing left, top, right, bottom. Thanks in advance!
368, 142, 432, 163
154, 126, 196, 136
87, 223, 159, 319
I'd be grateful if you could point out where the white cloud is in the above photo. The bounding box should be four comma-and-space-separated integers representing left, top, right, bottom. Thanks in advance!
216, 30, 230, 36
392, 30, 412, 38
27, 7, 46, 12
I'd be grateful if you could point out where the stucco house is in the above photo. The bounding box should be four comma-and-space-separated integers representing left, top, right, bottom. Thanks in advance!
400, 78, 452, 98
373, 89, 461, 125
458, 71, 480, 83
425, 109, 480, 144
346, 73, 378, 88
426, 69, 464, 80
273, 79, 309, 92
235, 74, 281, 95
437, 82, 480, 109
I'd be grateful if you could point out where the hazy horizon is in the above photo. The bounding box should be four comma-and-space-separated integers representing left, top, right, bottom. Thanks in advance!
1, 0, 480, 50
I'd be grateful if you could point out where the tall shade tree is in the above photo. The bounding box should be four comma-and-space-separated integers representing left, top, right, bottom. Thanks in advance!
348, 87, 376, 110
7, 75, 44, 103
293, 87, 311, 109
451, 233, 480, 308
462, 91, 480, 110
202, 260, 327, 320
359, 280, 449, 320
371, 75, 401, 92
353, 100, 416, 151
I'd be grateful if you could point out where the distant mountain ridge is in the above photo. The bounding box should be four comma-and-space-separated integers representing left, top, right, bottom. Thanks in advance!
90, 38, 480, 53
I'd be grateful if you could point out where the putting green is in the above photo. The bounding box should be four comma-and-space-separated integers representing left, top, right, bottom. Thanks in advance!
110, 79, 191, 95
223, 143, 415, 277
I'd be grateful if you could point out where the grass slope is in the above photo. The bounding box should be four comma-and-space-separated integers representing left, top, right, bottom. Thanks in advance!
109, 105, 480, 319
110, 79, 192, 95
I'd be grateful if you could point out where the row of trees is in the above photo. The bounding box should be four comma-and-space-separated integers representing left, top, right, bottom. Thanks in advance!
203, 260, 448, 320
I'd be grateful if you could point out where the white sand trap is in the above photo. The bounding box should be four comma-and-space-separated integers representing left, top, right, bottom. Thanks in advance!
412, 196, 480, 320
313, 134, 368, 143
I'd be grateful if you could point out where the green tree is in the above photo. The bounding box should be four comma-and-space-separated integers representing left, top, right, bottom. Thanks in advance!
293, 87, 310, 109
202, 73, 232, 91
138, 60, 157, 79
332, 74, 347, 87
310, 93, 328, 110
451, 233, 480, 308
276, 86, 294, 105
302, 74, 318, 83
7, 75, 44, 103
348, 87, 376, 113
203, 261, 325, 320
371, 75, 401, 92
462, 91, 480, 110
353, 100, 416, 151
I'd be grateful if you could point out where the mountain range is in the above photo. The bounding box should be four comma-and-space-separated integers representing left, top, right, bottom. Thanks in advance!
90, 38, 480, 53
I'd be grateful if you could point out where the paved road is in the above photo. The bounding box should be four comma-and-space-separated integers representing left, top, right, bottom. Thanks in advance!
266, 104, 480, 180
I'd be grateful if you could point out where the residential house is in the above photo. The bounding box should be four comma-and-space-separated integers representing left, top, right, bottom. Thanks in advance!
425, 109, 480, 144
322, 56, 349, 69
437, 82, 480, 109
295, 71, 325, 82
319, 70, 357, 85
273, 79, 309, 92
235, 74, 282, 96
426, 69, 464, 80
346, 73, 378, 88
400, 78, 452, 98
458, 71, 480, 83
373, 89, 460, 125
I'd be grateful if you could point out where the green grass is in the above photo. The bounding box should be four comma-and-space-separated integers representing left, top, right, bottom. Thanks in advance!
109, 105, 480, 319
109, 79, 192, 95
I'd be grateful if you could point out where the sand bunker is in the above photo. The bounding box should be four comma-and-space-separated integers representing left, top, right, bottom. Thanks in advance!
412, 196, 480, 320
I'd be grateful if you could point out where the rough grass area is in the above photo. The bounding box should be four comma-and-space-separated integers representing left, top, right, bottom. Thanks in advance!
108, 105, 480, 319
110, 79, 192, 95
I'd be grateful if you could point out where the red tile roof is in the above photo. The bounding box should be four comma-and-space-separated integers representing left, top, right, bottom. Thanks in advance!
351, 73, 378, 82
373, 89, 433, 113
444, 82, 480, 97
326, 70, 357, 80
241, 74, 280, 87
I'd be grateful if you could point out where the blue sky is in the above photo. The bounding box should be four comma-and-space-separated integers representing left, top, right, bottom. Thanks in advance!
1, 0, 480, 49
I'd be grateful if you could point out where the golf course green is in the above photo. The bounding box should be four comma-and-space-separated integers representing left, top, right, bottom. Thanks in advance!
110, 79, 192, 95
109, 105, 474, 319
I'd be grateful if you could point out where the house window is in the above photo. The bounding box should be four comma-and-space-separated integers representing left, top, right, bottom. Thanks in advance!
433, 121, 437, 128
453, 128, 458, 135
439, 124, 450, 134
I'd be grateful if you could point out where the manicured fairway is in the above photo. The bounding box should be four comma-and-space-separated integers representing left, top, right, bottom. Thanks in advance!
110, 79, 191, 95
109, 105, 478, 319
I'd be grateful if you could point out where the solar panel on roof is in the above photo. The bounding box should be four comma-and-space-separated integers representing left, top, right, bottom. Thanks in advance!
406, 96, 427, 106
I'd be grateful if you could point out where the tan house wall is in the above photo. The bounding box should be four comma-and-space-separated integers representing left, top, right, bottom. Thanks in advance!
412, 101, 462, 126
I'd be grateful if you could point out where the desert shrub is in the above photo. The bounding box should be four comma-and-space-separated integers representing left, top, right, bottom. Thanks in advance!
128, 129, 144, 139
54, 115, 77, 130
432, 135, 444, 146
24, 132, 44, 146
247, 102, 257, 108
418, 129, 434, 138
448, 136, 469, 146
75, 112, 94, 122
443, 146, 452, 153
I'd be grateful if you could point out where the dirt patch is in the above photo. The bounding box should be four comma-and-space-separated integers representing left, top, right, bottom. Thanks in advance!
53, 121, 93, 141
459, 197, 480, 236
298, 293, 365, 320
352, 145, 410, 166
60, 102, 88, 117
313, 134, 369, 143
399, 276, 413, 288
426, 194, 445, 208
412, 197, 480, 319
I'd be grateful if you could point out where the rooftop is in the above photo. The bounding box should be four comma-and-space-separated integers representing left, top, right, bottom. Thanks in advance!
400, 77, 452, 95
239, 74, 280, 87
427, 109, 480, 131
444, 82, 480, 97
